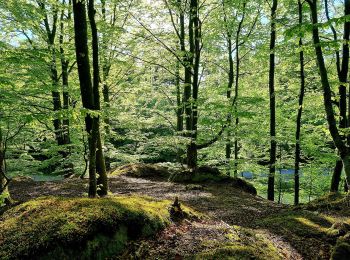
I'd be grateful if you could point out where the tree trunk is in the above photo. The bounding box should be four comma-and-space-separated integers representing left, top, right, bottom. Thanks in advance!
186, 0, 200, 170
88, 0, 108, 196
294, 0, 306, 205
233, 4, 246, 177
326, 0, 350, 191
268, 0, 278, 201
308, 0, 350, 189
342, 154, 350, 189
225, 32, 233, 174
59, 3, 73, 175
331, 159, 343, 192
72, 0, 97, 197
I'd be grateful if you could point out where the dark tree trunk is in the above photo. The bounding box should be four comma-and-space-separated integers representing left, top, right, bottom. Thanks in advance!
232, 4, 246, 177
268, 0, 277, 201
184, 5, 193, 169
59, 1, 73, 175
186, 0, 200, 170
294, 0, 306, 205
225, 33, 233, 175
325, 0, 350, 191
331, 160, 343, 192
39, 2, 65, 147
308, 0, 350, 188
88, 0, 108, 196
0, 129, 6, 194
176, 60, 183, 133
72, 0, 97, 197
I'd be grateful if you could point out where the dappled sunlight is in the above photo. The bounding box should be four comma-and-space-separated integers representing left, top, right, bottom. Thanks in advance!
295, 217, 329, 233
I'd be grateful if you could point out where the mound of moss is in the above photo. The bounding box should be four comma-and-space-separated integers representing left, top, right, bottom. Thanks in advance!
170, 170, 257, 195
302, 192, 350, 214
111, 163, 257, 195
111, 163, 171, 178
0, 195, 195, 259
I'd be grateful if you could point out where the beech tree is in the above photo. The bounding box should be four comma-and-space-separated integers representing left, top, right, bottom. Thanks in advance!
307, 0, 350, 190
72, 0, 107, 197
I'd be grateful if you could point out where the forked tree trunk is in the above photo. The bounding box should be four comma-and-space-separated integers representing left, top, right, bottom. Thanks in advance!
72, 0, 97, 197
88, 0, 108, 196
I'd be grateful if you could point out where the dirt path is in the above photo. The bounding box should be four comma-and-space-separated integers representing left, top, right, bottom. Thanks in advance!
8, 175, 303, 259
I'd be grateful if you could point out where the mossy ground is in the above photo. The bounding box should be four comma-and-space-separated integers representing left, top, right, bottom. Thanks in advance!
195, 225, 282, 260
0, 195, 198, 259
125, 219, 282, 259
7, 171, 350, 259
257, 192, 350, 259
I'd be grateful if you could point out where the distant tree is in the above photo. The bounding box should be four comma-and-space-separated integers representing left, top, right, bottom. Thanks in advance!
268, 0, 278, 201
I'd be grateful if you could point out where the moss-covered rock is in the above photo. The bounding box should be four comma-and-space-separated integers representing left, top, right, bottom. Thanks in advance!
169, 170, 257, 195
111, 163, 171, 178
0, 195, 196, 259
111, 163, 257, 195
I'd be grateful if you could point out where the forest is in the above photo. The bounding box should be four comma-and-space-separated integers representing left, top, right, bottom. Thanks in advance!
1, 0, 350, 259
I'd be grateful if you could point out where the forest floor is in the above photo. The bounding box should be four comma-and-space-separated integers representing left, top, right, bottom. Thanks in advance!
7, 173, 350, 259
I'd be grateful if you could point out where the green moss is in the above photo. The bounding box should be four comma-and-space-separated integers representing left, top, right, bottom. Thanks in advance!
196, 226, 281, 260
170, 171, 257, 195
304, 192, 349, 213
258, 211, 334, 237
111, 163, 171, 178
0, 195, 197, 259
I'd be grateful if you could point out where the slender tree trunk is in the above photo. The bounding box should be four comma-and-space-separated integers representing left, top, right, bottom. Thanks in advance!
0, 128, 6, 194
183, 0, 194, 169
187, 0, 200, 170
59, 1, 73, 175
88, 0, 108, 196
222, 0, 235, 175
101, 0, 112, 136
50, 51, 64, 146
294, 0, 306, 205
72, 0, 97, 197
176, 60, 183, 133
233, 4, 246, 177
268, 0, 278, 201
225, 33, 233, 174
